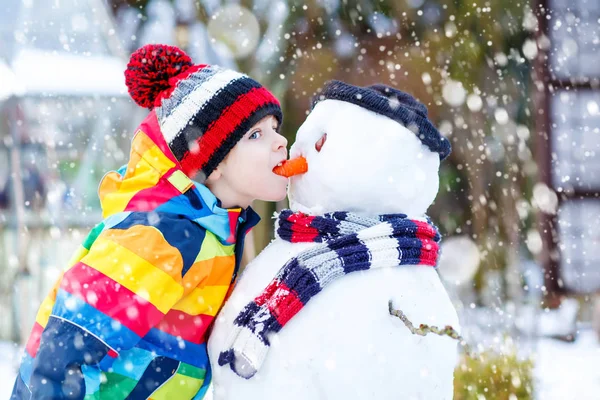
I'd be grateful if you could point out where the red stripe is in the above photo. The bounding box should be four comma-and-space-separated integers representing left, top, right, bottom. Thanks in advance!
292, 229, 319, 243
414, 220, 437, 239
125, 174, 183, 212
263, 282, 303, 326
413, 221, 439, 266
288, 213, 313, 225
255, 280, 280, 307
419, 238, 439, 266
155, 310, 213, 344
138, 110, 180, 165
180, 86, 279, 174
290, 214, 318, 243
227, 209, 241, 244
25, 322, 44, 358
60, 262, 164, 337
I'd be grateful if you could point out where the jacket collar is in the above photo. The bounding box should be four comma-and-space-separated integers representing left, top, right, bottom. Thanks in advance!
98, 110, 260, 245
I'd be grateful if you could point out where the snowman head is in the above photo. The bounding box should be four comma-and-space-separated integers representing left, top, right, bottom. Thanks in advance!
288, 80, 451, 217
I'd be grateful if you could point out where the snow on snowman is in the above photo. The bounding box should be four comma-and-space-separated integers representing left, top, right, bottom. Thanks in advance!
207, 80, 461, 399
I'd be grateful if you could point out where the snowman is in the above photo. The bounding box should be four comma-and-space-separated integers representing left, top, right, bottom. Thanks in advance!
207, 80, 460, 400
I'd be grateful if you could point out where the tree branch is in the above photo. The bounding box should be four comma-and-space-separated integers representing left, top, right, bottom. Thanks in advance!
388, 300, 471, 356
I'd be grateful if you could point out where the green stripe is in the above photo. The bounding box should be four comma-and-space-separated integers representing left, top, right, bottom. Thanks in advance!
82, 221, 106, 250
195, 231, 235, 262
98, 371, 137, 399
177, 363, 207, 380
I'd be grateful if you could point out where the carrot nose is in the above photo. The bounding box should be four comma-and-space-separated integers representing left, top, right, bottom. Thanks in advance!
273, 156, 308, 177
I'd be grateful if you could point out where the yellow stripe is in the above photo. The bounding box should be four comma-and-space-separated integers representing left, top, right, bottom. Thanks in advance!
82, 236, 183, 314
141, 141, 176, 175
150, 373, 203, 400
167, 170, 193, 193
35, 295, 56, 328
98, 130, 175, 218
195, 231, 235, 262
103, 226, 184, 282
98, 170, 141, 218
35, 273, 65, 327
172, 285, 229, 316
67, 245, 89, 268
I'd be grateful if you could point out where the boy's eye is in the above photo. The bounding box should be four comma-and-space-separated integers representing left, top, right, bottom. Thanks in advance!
249, 130, 262, 140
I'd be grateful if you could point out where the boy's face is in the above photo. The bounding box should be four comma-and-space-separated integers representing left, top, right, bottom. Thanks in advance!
206, 115, 288, 209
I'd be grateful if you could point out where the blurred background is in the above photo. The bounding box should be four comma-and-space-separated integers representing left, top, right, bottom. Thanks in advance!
1, 0, 599, 398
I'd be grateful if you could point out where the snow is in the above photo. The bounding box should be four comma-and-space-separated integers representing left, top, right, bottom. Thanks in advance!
522, 39, 539, 60
3, 330, 598, 398
516, 298, 580, 338
466, 93, 483, 112
534, 329, 600, 400
0, 1, 596, 398
437, 235, 481, 285
11, 49, 127, 96
442, 79, 467, 107
0, 61, 25, 101
0, 341, 20, 399
207, 4, 261, 59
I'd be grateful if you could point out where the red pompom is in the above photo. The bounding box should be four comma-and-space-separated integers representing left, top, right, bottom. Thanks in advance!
125, 44, 194, 109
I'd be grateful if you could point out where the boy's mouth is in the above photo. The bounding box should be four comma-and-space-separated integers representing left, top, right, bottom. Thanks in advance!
273, 156, 308, 178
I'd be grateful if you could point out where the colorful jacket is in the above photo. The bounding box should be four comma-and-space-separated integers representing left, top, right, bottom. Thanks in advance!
11, 111, 260, 400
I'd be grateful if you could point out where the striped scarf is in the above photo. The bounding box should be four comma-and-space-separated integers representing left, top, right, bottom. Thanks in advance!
217, 210, 441, 379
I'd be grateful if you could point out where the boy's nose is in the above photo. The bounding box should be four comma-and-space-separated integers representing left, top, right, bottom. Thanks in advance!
274, 133, 288, 151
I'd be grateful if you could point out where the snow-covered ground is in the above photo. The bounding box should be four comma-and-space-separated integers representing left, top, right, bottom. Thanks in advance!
1, 330, 598, 399
534, 329, 600, 400
0, 341, 20, 400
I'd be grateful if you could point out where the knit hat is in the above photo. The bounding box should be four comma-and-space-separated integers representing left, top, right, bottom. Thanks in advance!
125, 44, 283, 180
311, 80, 451, 160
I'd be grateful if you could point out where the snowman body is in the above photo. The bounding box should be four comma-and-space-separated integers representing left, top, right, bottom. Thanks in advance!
208, 98, 459, 400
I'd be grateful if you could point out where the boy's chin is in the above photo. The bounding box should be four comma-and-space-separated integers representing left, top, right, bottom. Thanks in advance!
270, 192, 288, 203
260, 188, 288, 203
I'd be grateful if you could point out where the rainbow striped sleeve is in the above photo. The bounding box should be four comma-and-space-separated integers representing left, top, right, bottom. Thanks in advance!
26, 212, 207, 399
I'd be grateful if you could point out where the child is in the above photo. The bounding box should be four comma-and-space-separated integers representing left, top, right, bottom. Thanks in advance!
11, 44, 289, 399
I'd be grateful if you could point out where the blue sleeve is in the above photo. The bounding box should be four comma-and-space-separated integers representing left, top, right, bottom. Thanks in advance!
28, 317, 109, 399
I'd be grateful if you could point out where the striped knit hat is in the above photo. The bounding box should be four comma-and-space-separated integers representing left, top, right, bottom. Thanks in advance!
312, 80, 451, 160
125, 44, 283, 180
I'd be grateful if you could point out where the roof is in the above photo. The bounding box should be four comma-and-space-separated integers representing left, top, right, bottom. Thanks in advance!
0, 0, 127, 97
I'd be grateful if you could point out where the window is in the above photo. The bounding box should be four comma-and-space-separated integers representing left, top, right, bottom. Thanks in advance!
557, 199, 600, 292
551, 90, 600, 190
543, 0, 600, 295
549, 0, 600, 80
